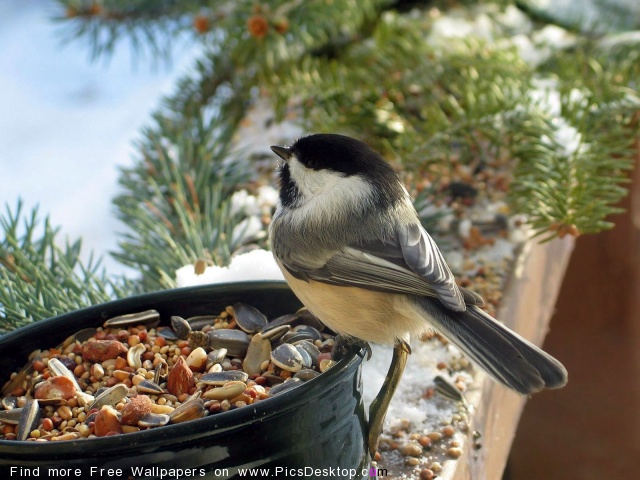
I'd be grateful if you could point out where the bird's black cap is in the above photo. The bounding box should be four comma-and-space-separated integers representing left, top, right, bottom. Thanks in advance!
285, 133, 396, 179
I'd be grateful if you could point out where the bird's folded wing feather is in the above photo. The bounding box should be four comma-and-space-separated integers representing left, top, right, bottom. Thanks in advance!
282, 223, 480, 311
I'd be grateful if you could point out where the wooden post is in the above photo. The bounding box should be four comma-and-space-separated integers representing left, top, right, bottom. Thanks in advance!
444, 236, 574, 480
507, 150, 640, 479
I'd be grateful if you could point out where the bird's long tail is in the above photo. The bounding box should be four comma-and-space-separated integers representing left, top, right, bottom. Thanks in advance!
417, 299, 567, 395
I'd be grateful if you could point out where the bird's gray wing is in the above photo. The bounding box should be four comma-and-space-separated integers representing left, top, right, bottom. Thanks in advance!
282, 222, 479, 311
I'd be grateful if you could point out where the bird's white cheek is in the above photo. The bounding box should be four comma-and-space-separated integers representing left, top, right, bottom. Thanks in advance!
288, 159, 322, 195
288, 158, 371, 199
288, 172, 374, 226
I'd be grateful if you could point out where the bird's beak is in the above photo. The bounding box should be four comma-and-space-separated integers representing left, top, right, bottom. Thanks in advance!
270, 145, 292, 162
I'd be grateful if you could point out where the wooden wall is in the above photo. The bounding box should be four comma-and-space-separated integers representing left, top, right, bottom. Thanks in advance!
507, 160, 640, 479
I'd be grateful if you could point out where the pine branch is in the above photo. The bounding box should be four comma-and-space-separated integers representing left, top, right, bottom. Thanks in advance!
161, 47, 237, 123
263, 9, 534, 160
54, 0, 210, 64
508, 89, 639, 240
47, 0, 640, 256
539, 34, 640, 97
4, 0, 634, 337
259, 4, 639, 240
108, 1, 398, 291
113, 109, 257, 291
0, 201, 133, 333
516, 0, 640, 35
54, 0, 393, 65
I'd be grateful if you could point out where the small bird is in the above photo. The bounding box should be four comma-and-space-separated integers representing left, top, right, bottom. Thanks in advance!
268, 133, 567, 453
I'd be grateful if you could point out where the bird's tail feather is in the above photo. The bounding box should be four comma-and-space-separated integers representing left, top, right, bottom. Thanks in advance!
418, 300, 567, 395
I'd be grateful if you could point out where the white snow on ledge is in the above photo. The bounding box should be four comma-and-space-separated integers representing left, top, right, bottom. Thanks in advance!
175, 249, 285, 287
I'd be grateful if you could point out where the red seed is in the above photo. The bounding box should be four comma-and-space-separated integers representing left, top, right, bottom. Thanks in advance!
114, 357, 127, 370
3, 425, 15, 435
105, 377, 118, 388
34, 376, 76, 401
33, 360, 46, 372
419, 469, 434, 480
10, 386, 26, 397
418, 436, 432, 448
317, 352, 332, 363
42, 418, 54, 432
94, 406, 123, 437
82, 340, 127, 362
442, 426, 455, 437
166, 357, 194, 397
120, 395, 152, 426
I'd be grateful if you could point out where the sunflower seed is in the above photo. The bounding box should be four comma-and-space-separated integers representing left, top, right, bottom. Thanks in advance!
103, 310, 160, 328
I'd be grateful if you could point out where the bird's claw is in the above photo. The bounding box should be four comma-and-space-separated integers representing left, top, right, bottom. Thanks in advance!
332, 335, 372, 361
367, 340, 411, 456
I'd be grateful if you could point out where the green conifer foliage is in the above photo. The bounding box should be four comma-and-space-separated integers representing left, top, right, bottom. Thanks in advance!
1, 1, 638, 329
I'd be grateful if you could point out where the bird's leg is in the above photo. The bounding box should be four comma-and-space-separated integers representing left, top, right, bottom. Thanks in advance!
332, 334, 372, 361
368, 339, 411, 455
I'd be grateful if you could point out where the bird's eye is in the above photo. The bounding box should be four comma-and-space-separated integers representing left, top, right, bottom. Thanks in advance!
303, 156, 319, 169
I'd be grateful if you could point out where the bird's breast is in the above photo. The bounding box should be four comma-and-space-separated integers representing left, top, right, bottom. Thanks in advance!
279, 266, 431, 345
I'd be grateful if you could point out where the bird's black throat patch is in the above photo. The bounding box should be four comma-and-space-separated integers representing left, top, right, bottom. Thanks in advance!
277, 162, 301, 208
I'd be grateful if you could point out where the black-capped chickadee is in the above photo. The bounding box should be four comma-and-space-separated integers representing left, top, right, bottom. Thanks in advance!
268, 133, 567, 453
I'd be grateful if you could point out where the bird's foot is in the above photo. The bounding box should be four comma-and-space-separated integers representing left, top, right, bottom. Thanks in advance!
368, 339, 411, 456
332, 334, 372, 361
